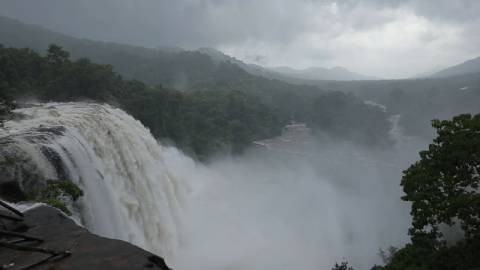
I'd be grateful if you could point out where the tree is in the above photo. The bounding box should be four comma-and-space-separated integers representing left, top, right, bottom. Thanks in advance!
46, 44, 70, 66
401, 114, 480, 240
332, 260, 354, 270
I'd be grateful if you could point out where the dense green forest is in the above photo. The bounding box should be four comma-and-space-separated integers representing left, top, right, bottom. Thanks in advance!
366, 114, 480, 270
0, 16, 393, 147
0, 45, 284, 159
0, 44, 392, 159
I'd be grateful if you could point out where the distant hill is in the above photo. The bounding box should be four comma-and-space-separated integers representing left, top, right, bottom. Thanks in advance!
196, 47, 278, 78
0, 15, 394, 146
431, 56, 480, 78
196, 47, 303, 82
411, 66, 445, 79
6, 15, 477, 144
198, 47, 377, 81
270, 66, 377, 81
0, 15, 183, 61
0, 16, 302, 91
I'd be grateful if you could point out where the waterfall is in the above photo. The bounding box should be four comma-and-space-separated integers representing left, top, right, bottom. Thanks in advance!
0, 102, 192, 257
1, 102, 419, 270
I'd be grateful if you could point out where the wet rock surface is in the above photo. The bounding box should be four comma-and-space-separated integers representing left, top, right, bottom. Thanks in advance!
0, 205, 171, 270
0, 102, 14, 127
0, 126, 67, 202
0, 144, 46, 202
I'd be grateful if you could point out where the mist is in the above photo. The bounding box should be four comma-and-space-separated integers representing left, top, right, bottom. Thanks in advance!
0, 102, 426, 269
169, 121, 428, 270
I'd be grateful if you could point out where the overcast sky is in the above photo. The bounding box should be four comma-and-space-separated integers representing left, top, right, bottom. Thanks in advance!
1, 0, 479, 78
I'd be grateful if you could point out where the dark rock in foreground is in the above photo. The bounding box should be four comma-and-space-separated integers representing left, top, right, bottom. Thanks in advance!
0, 205, 171, 270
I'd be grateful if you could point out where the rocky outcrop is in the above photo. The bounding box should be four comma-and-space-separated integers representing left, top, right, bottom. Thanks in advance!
0, 205, 172, 269
0, 125, 67, 202
0, 101, 14, 126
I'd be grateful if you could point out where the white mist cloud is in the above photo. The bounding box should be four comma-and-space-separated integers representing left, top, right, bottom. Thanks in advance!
171, 132, 426, 270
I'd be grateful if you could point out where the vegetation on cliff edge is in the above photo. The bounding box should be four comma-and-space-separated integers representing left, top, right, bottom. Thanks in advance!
372, 114, 480, 270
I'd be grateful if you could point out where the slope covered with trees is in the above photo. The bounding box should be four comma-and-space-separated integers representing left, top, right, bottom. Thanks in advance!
371, 114, 480, 270
0, 16, 392, 148
0, 45, 392, 160
311, 76, 480, 140
0, 45, 283, 160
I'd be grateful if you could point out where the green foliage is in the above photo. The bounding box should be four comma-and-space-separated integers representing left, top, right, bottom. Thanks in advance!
180, 90, 282, 158
0, 45, 283, 159
0, 16, 393, 148
0, 45, 391, 159
308, 91, 391, 146
378, 246, 399, 265
401, 114, 480, 239
27, 180, 84, 215
375, 238, 480, 270
41, 198, 71, 215
0, 100, 14, 126
46, 44, 70, 66
332, 260, 354, 270
376, 114, 480, 270
55, 179, 84, 200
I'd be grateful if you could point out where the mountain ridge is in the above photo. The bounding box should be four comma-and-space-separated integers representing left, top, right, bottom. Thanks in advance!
430, 56, 480, 78
269, 65, 378, 81
197, 46, 377, 81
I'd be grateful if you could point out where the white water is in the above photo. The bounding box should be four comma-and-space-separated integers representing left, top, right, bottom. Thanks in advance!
0, 102, 193, 257
1, 102, 423, 270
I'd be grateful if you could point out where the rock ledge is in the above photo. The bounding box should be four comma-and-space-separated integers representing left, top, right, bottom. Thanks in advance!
0, 205, 171, 270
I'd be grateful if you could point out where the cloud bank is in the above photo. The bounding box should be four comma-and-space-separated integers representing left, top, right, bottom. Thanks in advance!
1, 0, 479, 78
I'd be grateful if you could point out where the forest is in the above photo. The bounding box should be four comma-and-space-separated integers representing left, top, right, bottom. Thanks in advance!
0, 45, 285, 159
0, 44, 391, 159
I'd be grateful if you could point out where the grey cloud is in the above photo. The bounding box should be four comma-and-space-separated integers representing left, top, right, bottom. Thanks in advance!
0, 0, 479, 78
406, 0, 480, 23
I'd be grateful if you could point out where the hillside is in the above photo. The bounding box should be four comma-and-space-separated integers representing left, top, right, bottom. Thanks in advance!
0, 15, 318, 103
197, 47, 376, 81
270, 66, 377, 81
0, 15, 393, 148
196, 47, 290, 81
0, 16, 281, 88
1, 14, 478, 143
311, 74, 480, 139
0, 46, 285, 160
431, 56, 480, 78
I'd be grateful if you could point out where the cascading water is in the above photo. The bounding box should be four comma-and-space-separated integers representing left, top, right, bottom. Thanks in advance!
0, 101, 423, 270
0, 102, 193, 258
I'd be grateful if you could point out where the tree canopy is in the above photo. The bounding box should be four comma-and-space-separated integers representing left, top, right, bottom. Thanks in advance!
401, 114, 480, 240
0, 45, 283, 160
375, 113, 480, 270
1, 44, 392, 159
